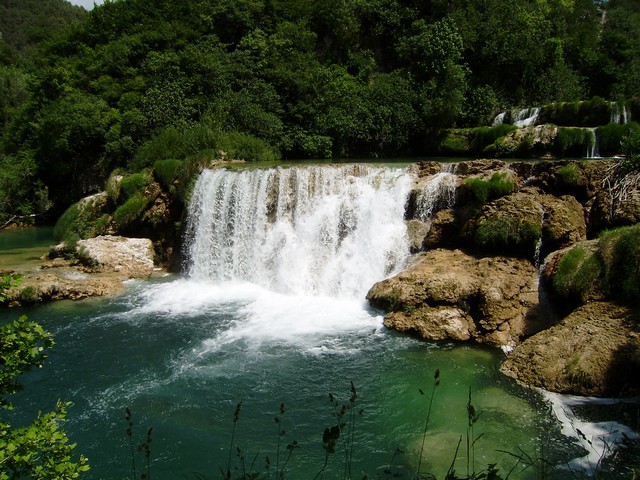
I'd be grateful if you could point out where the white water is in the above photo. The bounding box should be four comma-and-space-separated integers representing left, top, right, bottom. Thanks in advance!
513, 107, 540, 128
414, 164, 457, 222
545, 392, 640, 474
183, 165, 412, 299
491, 108, 540, 128
610, 102, 630, 125
492, 111, 506, 126
586, 128, 600, 159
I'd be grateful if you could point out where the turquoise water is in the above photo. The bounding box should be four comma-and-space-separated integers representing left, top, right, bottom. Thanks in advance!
2, 276, 578, 480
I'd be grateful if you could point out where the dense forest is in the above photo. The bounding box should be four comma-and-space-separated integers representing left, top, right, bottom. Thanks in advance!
0, 0, 639, 223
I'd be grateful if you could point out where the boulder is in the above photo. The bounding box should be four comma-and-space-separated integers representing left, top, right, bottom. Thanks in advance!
500, 302, 640, 397
367, 249, 541, 348
76, 235, 155, 278
463, 188, 586, 259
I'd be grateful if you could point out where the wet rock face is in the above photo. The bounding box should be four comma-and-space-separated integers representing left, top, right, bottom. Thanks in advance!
367, 249, 541, 348
500, 302, 640, 397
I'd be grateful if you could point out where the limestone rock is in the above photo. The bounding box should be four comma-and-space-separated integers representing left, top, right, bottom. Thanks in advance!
367, 249, 540, 347
500, 302, 640, 397
76, 235, 155, 278
463, 189, 586, 258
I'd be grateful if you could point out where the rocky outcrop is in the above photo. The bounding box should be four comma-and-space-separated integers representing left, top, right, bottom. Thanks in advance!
6, 235, 157, 305
500, 302, 640, 396
367, 249, 541, 348
76, 235, 155, 278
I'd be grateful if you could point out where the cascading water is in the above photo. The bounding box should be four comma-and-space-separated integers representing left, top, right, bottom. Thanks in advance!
610, 102, 630, 125
586, 128, 600, 158
183, 164, 412, 298
513, 107, 540, 128
414, 163, 457, 223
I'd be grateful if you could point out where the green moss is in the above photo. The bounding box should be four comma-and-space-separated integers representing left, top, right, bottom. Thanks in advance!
474, 217, 541, 253
599, 224, 640, 304
597, 122, 640, 157
556, 163, 581, 186
119, 172, 151, 201
555, 127, 594, 156
113, 194, 150, 229
552, 245, 604, 302
464, 172, 515, 203
540, 97, 610, 127
53, 198, 111, 243
551, 224, 640, 307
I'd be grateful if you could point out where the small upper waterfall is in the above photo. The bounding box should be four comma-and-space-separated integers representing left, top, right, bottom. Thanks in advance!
183, 164, 413, 298
610, 102, 629, 125
491, 107, 540, 128
513, 107, 540, 127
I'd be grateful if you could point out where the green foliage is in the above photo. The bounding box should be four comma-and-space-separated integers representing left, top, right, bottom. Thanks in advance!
598, 121, 640, 157
599, 223, 640, 305
53, 196, 110, 244
620, 128, 640, 172
0, 153, 50, 225
475, 217, 541, 254
552, 245, 604, 303
0, 316, 89, 479
555, 127, 595, 157
0, 273, 22, 303
0, 0, 640, 212
113, 194, 150, 229
216, 131, 279, 163
119, 172, 151, 201
153, 159, 182, 191
539, 97, 612, 127
0, 316, 53, 407
556, 164, 581, 186
0, 401, 90, 480
551, 224, 640, 306
464, 173, 515, 204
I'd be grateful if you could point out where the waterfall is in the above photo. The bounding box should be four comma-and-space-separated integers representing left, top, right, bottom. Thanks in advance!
414, 163, 457, 222
492, 112, 506, 126
513, 107, 540, 128
586, 128, 600, 158
610, 102, 630, 125
183, 164, 412, 298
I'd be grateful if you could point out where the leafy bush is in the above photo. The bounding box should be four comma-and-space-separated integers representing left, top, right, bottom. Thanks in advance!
552, 245, 604, 303
119, 172, 151, 201
217, 131, 279, 163
113, 194, 150, 229
464, 172, 515, 203
475, 217, 541, 254
153, 159, 182, 190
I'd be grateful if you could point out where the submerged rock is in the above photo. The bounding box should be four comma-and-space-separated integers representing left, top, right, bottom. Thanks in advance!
500, 302, 640, 397
367, 249, 541, 348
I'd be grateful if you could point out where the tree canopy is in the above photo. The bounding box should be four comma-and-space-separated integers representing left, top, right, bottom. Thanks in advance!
0, 0, 639, 221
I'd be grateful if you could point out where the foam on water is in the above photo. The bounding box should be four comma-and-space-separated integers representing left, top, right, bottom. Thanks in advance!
544, 391, 640, 473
